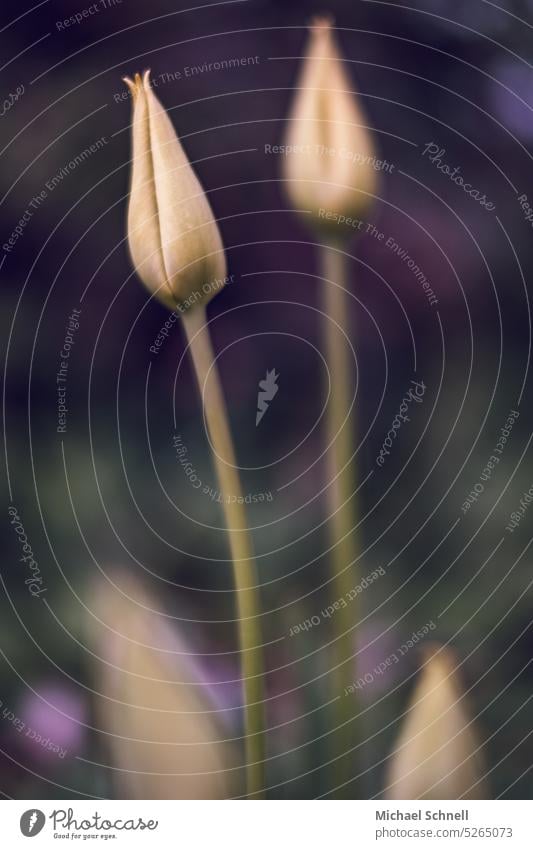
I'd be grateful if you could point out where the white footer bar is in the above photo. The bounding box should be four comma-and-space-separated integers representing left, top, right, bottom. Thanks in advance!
2, 800, 530, 848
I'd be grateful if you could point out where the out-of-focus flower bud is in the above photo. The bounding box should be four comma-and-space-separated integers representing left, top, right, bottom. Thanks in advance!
386, 645, 488, 799
88, 572, 238, 799
283, 16, 377, 238
124, 70, 227, 311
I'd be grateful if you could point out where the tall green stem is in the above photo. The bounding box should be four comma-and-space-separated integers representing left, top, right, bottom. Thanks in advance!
182, 306, 265, 798
320, 241, 360, 796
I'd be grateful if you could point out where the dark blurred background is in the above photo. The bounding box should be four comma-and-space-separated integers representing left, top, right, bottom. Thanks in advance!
1, 0, 532, 799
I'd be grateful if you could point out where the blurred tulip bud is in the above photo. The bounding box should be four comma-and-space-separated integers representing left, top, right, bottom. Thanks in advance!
88, 573, 238, 799
283, 16, 377, 238
386, 645, 488, 799
124, 70, 227, 311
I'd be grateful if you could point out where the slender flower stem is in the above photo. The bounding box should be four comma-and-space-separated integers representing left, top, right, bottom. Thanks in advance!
182, 306, 265, 798
320, 241, 360, 797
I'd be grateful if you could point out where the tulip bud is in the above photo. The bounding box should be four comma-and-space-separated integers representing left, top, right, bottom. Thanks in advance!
283, 17, 377, 239
124, 70, 227, 311
88, 572, 238, 799
386, 645, 488, 799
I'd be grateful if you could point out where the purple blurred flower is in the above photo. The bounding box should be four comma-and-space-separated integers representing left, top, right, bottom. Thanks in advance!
15, 682, 87, 762
354, 620, 401, 701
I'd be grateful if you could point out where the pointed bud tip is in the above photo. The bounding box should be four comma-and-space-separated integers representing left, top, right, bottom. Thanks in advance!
420, 642, 458, 669
309, 14, 335, 34
122, 76, 135, 94
123, 70, 151, 97
420, 641, 443, 661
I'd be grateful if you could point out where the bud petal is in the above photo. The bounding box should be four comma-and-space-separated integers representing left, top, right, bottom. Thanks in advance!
125, 70, 227, 310
386, 645, 488, 799
283, 17, 377, 234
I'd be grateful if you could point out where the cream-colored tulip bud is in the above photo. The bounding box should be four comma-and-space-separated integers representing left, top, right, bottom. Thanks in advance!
88, 572, 237, 799
124, 70, 227, 311
386, 645, 488, 799
283, 17, 377, 238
